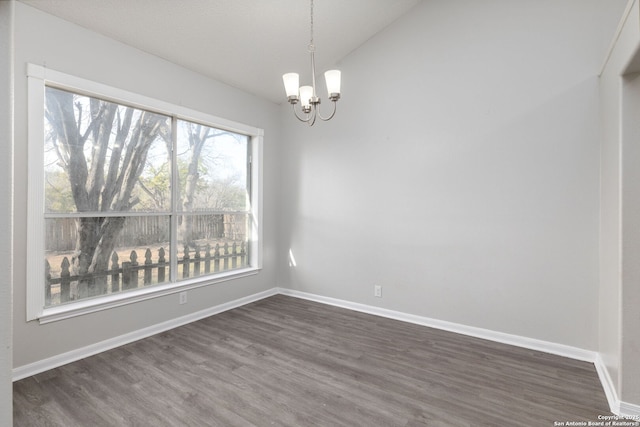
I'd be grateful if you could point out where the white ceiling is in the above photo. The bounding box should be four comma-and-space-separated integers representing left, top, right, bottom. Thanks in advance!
19, 0, 421, 103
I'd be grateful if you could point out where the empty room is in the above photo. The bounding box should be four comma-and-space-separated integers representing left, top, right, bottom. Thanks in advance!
2, 0, 640, 425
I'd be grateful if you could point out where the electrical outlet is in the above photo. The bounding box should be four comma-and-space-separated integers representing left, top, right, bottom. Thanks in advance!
179, 291, 187, 305
374, 285, 382, 297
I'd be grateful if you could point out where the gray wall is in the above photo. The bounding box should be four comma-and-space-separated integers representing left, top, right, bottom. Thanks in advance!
0, 1, 14, 424
12, 2, 281, 368
278, 0, 626, 351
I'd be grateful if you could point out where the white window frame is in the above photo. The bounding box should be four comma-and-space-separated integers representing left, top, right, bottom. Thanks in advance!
27, 64, 263, 323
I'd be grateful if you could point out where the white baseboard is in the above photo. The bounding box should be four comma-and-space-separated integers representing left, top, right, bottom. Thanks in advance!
12, 288, 278, 381
595, 353, 622, 415
596, 353, 640, 417
278, 288, 597, 362
620, 401, 640, 417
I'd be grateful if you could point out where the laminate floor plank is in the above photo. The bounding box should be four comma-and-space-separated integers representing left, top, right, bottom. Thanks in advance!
14, 295, 612, 426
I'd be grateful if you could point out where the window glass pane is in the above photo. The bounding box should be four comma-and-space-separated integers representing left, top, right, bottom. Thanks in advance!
176, 213, 249, 280
176, 120, 249, 213
44, 86, 171, 213
45, 216, 171, 306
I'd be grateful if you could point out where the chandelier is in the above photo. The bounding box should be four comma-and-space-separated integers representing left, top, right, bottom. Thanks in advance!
282, 0, 341, 126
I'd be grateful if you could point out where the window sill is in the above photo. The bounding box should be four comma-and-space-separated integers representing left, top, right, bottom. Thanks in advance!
37, 267, 261, 324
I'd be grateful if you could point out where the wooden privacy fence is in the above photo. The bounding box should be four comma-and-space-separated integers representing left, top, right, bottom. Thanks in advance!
46, 214, 246, 252
45, 241, 247, 305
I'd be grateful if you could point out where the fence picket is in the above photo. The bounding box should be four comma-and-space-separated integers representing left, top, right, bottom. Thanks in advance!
122, 261, 131, 290
205, 244, 211, 274
214, 244, 220, 272
60, 257, 71, 303
111, 252, 120, 292
194, 246, 201, 277
144, 249, 152, 285
182, 245, 190, 279
129, 251, 139, 288
158, 247, 166, 283
45, 241, 247, 307
45, 260, 51, 306
231, 242, 237, 269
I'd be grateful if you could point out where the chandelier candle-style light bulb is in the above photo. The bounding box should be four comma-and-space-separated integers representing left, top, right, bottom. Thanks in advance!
299, 86, 314, 112
324, 70, 341, 100
282, 0, 341, 126
283, 73, 300, 102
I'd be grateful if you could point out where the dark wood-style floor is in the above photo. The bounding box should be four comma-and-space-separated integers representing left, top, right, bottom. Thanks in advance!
14, 295, 611, 426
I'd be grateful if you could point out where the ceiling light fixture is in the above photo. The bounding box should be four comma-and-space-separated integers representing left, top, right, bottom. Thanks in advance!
282, 0, 341, 126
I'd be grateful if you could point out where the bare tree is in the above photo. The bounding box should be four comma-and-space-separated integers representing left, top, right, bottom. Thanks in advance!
179, 122, 240, 248
45, 87, 169, 297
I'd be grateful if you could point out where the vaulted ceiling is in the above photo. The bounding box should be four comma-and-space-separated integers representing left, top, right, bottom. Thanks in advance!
19, 0, 421, 103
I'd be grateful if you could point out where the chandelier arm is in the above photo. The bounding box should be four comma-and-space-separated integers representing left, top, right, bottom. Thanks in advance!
317, 100, 337, 122
292, 103, 312, 123
308, 109, 317, 126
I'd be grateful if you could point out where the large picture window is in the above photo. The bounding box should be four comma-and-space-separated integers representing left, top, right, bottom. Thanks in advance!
28, 65, 262, 321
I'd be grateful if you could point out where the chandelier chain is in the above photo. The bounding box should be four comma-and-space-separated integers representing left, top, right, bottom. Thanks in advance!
309, 0, 315, 52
